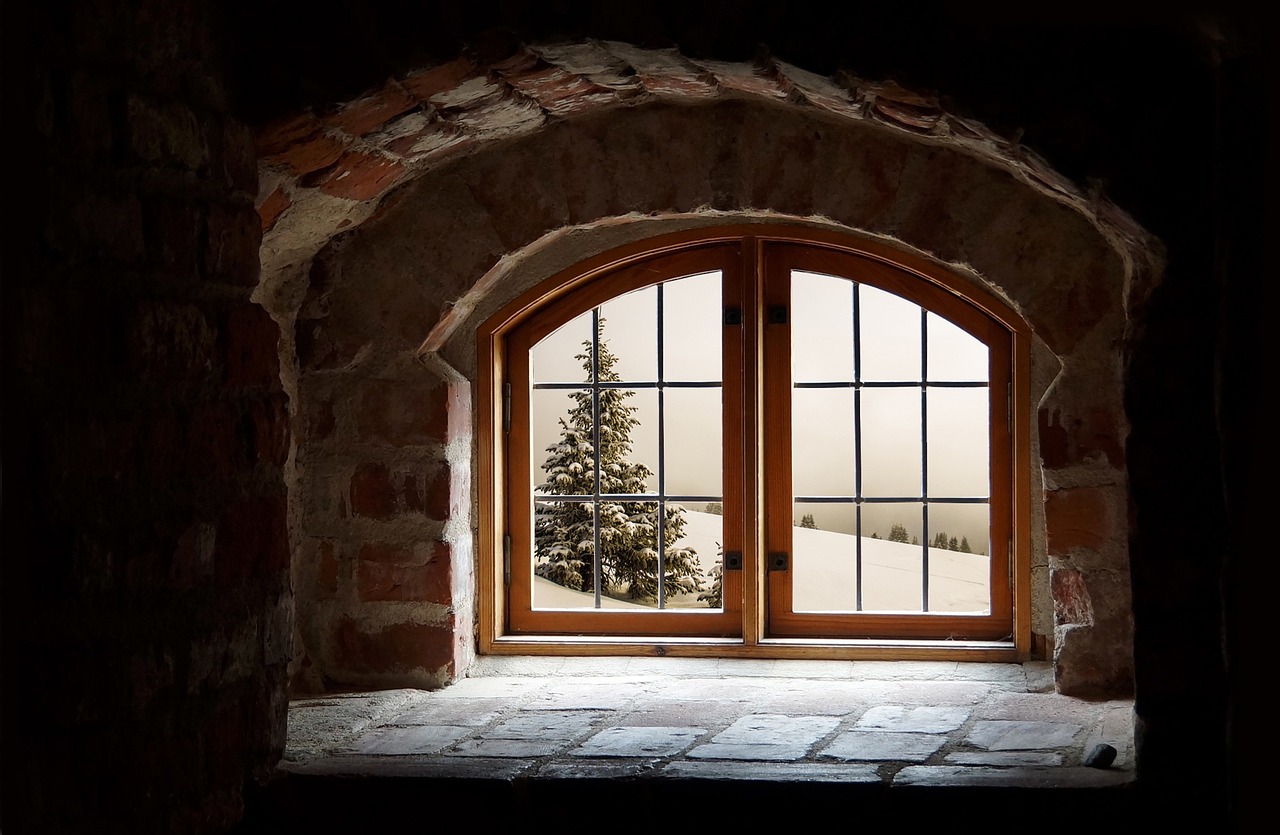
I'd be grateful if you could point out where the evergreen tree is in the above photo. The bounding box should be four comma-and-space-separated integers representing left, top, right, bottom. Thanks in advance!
888, 522, 909, 543
949, 536, 959, 551
959, 536, 971, 553
534, 319, 703, 601
704, 501, 723, 515
932, 531, 949, 550
799, 513, 817, 529
698, 542, 724, 608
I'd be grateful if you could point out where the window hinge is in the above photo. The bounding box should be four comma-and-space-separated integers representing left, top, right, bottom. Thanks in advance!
503, 534, 512, 587
503, 383, 512, 434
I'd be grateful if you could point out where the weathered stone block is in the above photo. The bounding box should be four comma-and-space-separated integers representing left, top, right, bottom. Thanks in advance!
331, 618, 456, 675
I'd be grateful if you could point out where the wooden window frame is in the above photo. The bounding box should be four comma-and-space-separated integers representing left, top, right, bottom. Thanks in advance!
477, 226, 1032, 661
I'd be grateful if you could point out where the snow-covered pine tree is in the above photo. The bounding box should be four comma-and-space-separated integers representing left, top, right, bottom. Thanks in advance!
534, 317, 703, 602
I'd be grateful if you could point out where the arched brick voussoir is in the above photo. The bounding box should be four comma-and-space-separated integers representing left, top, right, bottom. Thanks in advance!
255, 41, 1163, 348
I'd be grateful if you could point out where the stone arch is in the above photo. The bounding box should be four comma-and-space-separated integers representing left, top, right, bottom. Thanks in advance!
255, 43, 1161, 697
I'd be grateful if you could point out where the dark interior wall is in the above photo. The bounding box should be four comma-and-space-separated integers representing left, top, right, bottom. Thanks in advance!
2, 1, 1269, 831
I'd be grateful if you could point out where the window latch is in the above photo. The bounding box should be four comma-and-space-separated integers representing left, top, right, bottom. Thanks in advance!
503, 383, 512, 434
503, 534, 512, 587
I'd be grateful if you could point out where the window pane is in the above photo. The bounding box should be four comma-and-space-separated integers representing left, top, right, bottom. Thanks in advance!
531, 388, 589, 496
599, 286, 657, 381
531, 310, 591, 383
664, 387, 722, 498
602, 388, 658, 494
663, 271, 722, 382
861, 501, 925, 612
792, 387, 856, 496
860, 387, 921, 497
925, 502, 991, 614
532, 498, 600, 609
792, 501, 857, 612
682, 503, 725, 610
927, 388, 990, 497
927, 312, 988, 382
792, 271, 854, 382
860, 284, 921, 382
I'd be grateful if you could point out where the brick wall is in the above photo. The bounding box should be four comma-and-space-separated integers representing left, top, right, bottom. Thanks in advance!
3, 2, 290, 830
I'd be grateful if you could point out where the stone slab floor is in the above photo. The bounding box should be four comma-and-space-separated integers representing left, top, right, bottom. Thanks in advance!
248, 656, 1138, 831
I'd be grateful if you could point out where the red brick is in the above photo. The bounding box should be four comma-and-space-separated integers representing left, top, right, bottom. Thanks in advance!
250, 392, 290, 467
206, 203, 262, 287
423, 469, 451, 519
316, 541, 339, 596
270, 132, 346, 176
214, 496, 288, 586
356, 380, 445, 446
1051, 568, 1094, 626
185, 401, 240, 479
1039, 407, 1125, 469
332, 618, 456, 674
351, 462, 396, 518
306, 397, 336, 441
314, 150, 406, 202
222, 302, 281, 388
256, 112, 324, 157
323, 83, 418, 137
1045, 487, 1110, 554
400, 58, 481, 100
258, 187, 291, 232
358, 561, 433, 601
402, 473, 424, 512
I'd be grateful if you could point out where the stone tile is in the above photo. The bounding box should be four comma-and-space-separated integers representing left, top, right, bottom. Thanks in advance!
664, 760, 881, 782
350, 725, 469, 755
391, 698, 507, 726
536, 759, 662, 779
893, 765, 1135, 788
446, 738, 569, 758
468, 656, 568, 677
965, 720, 1082, 751
431, 677, 547, 699
748, 679, 877, 715
572, 726, 704, 758
768, 659, 860, 680
648, 678, 762, 702
686, 742, 812, 761
854, 705, 970, 733
615, 702, 744, 728
819, 731, 945, 762
524, 679, 654, 710
846, 661, 959, 680
712, 714, 840, 746
484, 710, 606, 740
281, 754, 531, 779
944, 751, 1063, 767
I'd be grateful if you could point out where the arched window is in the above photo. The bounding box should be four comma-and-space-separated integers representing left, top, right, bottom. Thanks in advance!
479, 228, 1031, 657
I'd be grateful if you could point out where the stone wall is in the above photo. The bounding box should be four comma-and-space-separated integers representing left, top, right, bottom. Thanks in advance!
252, 44, 1161, 698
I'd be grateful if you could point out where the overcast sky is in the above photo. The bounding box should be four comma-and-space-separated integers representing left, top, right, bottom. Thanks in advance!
530, 270, 991, 552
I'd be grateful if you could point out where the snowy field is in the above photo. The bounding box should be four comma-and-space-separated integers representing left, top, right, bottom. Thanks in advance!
532, 509, 990, 613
